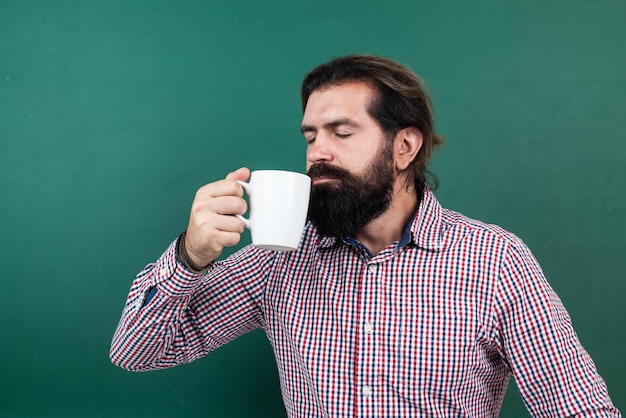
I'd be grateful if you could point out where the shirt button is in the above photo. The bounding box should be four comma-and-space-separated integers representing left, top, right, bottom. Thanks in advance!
160, 268, 168, 279
364, 322, 373, 334
368, 264, 377, 273
362, 385, 372, 397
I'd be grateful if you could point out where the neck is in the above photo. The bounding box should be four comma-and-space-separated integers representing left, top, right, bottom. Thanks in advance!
354, 178, 419, 256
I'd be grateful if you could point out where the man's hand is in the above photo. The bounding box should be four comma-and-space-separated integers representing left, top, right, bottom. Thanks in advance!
183, 167, 251, 267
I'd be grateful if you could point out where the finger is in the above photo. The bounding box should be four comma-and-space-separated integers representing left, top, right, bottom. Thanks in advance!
196, 179, 244, 199
207, 195, 247, 216
225, 167, 250, 182
214, 213, 246, 234
214, 230, 242, 249
185, 227, 241, 265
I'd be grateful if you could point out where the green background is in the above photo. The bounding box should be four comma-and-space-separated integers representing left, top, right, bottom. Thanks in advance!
1, 0, 624, 416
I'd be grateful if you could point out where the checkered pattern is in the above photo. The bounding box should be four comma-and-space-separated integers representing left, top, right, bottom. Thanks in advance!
111, 189, 620, 417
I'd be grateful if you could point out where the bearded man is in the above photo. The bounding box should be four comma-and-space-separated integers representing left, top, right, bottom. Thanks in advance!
111, 55, 620, 417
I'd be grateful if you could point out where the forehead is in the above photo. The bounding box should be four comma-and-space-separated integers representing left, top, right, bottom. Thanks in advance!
302, 81, 377, 126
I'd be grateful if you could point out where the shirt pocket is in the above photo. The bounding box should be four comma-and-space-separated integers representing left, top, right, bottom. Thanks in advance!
381, 284, 481, 404
385, 330, 477, 415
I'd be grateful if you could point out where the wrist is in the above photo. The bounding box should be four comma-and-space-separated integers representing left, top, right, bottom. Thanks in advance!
176, 230, 211, 273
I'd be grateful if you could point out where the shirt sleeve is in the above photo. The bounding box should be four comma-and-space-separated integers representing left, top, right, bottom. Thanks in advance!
109, 238, 272, 372
492, 238, 621, 417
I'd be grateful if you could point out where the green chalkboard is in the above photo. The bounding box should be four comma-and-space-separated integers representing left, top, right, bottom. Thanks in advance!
1, 0, 624, 416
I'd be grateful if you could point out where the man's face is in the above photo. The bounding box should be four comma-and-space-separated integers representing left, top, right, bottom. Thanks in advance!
302, 82, 388, 180
301, 82, 396, 237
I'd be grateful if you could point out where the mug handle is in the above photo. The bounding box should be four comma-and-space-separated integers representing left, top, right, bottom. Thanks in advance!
235, 180, 252, 229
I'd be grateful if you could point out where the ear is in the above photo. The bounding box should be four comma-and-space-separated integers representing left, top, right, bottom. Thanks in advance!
394, 127, 423, 171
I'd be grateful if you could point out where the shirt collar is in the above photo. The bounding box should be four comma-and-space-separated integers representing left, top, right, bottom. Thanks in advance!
408, 187, 443, 251
315, 187, 443, 252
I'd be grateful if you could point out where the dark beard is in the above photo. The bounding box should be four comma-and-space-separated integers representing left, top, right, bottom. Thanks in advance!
307, 144, 395, 238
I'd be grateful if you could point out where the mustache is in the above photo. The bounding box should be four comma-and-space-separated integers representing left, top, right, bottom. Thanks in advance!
307, 163, 352, 181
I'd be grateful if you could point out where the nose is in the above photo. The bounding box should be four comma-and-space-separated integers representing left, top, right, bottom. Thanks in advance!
306, 135, 333, 165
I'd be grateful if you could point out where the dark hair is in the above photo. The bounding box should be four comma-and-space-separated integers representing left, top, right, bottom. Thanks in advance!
301, 54, 445, 192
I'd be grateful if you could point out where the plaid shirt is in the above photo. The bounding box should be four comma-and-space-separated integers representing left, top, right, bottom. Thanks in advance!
111, 189, 619, 417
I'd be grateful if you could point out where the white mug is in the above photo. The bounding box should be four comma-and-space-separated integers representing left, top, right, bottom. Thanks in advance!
236, 170, 311, 251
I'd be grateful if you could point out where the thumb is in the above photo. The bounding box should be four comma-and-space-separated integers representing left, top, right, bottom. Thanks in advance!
226, 167, 251, 182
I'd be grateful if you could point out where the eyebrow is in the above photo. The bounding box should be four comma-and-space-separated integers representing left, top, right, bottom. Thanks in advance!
301, 118, 359, 134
